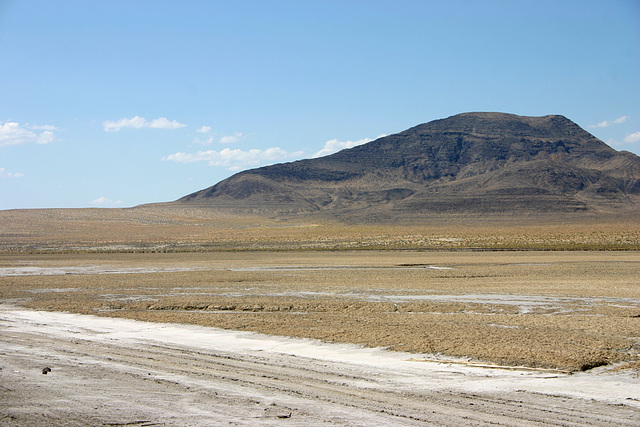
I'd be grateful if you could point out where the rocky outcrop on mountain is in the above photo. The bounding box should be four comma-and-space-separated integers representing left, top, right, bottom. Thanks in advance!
177, 112, 640, 219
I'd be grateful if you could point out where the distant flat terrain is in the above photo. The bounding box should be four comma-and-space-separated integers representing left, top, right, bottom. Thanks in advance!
1, 205, 639, 252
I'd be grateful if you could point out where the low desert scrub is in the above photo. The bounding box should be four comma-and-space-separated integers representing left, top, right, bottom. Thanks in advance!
2, 250, 638, 372
1, 208, 639, 252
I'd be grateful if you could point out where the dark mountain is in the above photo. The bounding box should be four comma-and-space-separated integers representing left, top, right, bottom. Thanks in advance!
176, 112, 640, 219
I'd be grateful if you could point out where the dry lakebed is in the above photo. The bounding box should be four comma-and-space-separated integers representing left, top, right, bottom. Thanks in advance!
1, 250, 639, 425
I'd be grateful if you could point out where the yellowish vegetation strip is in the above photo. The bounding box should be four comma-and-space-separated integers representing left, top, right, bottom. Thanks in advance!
1, 250, 638, 372
1, 207, 639, 252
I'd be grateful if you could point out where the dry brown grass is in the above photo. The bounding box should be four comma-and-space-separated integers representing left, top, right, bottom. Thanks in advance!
2, 250, 638, 372
1, 206, 639, 252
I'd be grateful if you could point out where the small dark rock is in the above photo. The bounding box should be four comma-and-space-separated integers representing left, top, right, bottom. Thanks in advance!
42, 367, 52, 375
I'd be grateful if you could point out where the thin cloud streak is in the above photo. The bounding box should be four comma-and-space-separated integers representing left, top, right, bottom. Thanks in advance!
0, 167, 24, 178
312, 135, 384, 158
219, 132, 243, 144
103, 116, 187, 132
589, 115, 630, 128
164, 147, 302, 169
192, 129, 243, 145
89, 197, 123, 207
623, 131, 640, 144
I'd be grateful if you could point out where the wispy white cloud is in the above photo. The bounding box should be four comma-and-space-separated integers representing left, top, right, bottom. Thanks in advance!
36, 131, 55, 144
89, 197, 123, 207
31, 124, 58, 131
193, 134, 215, 145
103, 116, 187, 132
623, 131, 640, 144
0, 122, 57, 146
589, 115, 630, 128
219, 132, 243, 144
312, 135, 384, 158
163, 147, 302, 170
192, 129, 243, 145
0, 167, 24, 178
147, 117, 186, 130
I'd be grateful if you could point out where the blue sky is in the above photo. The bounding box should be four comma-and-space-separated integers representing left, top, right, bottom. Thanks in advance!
1, 0, 639, 209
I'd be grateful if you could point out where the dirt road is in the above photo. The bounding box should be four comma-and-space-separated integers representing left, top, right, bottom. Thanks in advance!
1, 305, 638, 426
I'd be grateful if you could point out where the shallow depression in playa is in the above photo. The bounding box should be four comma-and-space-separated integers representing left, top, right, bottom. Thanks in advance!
4, 257, 639, 316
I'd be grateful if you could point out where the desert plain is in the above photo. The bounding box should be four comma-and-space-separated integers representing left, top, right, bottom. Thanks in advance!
1, 207, 639, 425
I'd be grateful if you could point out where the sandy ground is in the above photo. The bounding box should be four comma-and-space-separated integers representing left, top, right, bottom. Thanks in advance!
1, 304, 639, 426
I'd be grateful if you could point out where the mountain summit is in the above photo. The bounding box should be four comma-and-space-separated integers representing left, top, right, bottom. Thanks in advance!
177, 112, 640, 219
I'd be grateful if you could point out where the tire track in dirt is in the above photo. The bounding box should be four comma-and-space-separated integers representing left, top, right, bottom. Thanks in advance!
1, 307, 638, 426
64, 342, 628, 426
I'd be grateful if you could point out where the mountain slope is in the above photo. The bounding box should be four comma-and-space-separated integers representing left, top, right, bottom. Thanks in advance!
177, 112, 640, 218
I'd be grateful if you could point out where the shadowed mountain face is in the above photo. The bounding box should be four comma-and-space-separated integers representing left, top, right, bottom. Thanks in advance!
177, 113, 640, 219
